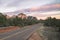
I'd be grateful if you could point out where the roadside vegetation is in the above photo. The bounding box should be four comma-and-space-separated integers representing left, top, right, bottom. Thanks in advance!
38, 17, 60, 40
0, 13, 39, 27
42, 17, 60, 32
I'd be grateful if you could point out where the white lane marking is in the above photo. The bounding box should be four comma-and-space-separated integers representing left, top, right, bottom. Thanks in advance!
0, 29, 29, 40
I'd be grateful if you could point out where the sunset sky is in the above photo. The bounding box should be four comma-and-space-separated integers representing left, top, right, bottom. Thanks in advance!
0, 0, 60, 19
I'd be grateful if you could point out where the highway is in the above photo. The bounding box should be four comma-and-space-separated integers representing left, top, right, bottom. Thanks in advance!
0, 23, 42, 40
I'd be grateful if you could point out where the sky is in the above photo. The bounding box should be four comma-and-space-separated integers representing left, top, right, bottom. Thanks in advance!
0, 0, 60, 19
0, 0, 60, 12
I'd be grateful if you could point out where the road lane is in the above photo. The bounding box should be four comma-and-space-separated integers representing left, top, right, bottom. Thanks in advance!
0, 25, 32, 38
0, 23, 42, 40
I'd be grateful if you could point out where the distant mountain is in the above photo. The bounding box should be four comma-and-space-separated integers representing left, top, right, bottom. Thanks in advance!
4, 4, 60, 15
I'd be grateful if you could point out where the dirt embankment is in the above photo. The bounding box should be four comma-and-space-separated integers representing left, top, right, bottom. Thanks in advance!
28, 32, 43, 40
0, 26, 20, 33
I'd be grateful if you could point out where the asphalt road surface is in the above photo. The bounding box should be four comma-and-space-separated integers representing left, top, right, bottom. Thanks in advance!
0, 23, 42, 40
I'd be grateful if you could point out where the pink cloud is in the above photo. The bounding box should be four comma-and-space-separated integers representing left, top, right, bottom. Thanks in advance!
27, 11, 60, 19
29, 4, 60, 11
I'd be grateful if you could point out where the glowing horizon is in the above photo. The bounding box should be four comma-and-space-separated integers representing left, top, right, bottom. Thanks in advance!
27, 11, 60, 19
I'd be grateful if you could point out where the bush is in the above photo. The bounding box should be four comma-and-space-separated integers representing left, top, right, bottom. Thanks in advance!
44, 17, 60, 32
0, 13, 39, 27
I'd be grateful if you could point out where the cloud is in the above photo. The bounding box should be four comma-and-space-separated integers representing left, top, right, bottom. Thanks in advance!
27, 11, 60, 19
0, 0, 56, 12
6, 0, 24, 7
0, 7, 17, 12
29, 4, 60, 12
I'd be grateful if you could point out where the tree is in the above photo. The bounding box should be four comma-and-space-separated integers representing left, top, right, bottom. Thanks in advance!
0, 13, 7, 27
26, 16, 38, 25
44, 17, 57, 26
0, 13, 39, 27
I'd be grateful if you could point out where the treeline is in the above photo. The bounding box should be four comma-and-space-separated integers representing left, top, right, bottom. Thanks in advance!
44, 17, 60, 27
0, 13, 39, 27
43, 17, 60, 31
